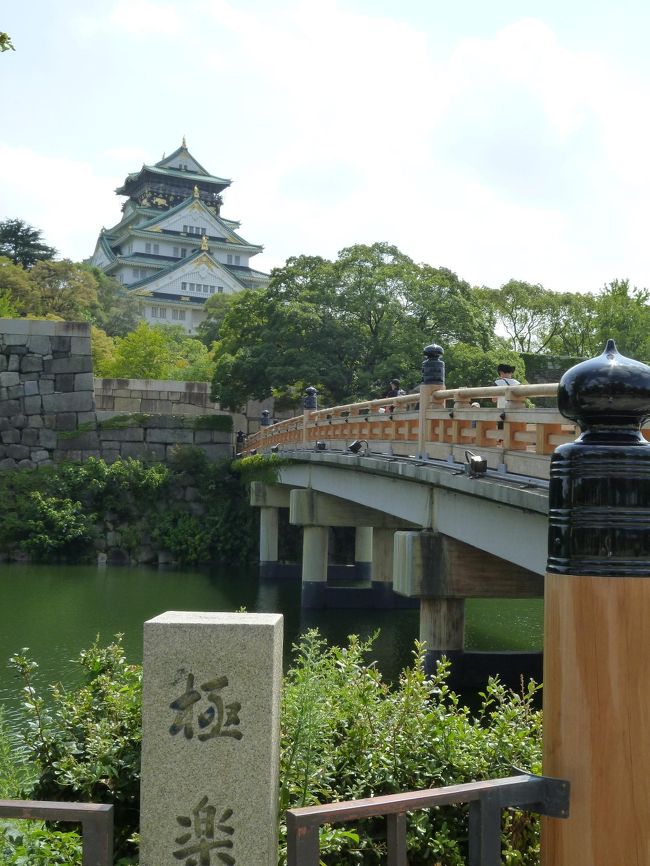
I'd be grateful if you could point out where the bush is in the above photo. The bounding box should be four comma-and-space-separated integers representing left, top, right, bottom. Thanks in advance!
9, 638, 141, 863
7, 632, 542, 865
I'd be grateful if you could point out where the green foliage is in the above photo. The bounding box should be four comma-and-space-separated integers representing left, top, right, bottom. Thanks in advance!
5, 633, 542, 866
444, 343, 525, 389
0, 31, 15, 51
279, 631, 542, 865
0, 219, 56, 269
9, 638, 142, 862
21, 491, 95, 560
104, 322, 215, 381
233, 453, 295, 486
192, 413, 233, 431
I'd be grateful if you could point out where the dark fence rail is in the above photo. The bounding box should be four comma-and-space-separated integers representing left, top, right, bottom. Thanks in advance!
0, 799, 113, 866
286, 773, 569, 866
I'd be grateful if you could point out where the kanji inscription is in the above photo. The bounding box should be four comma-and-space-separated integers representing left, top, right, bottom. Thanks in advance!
170, 674, 242, 741
174, 796, 235, 865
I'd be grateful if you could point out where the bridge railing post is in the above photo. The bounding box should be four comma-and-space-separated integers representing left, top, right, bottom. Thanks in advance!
418, 344, 445, 459
542, 340, 650, 865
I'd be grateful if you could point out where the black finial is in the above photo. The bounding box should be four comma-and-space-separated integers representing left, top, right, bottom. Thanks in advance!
558, 339, 650, 436
422, 343, 445, 386
548, 340, 650, 576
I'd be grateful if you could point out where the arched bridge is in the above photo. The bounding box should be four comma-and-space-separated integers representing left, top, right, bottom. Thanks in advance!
243, 380, 591, 678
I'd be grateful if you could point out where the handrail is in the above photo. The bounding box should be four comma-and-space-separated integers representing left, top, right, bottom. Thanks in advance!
0, 799, 114, 866
286, 773, 569, 866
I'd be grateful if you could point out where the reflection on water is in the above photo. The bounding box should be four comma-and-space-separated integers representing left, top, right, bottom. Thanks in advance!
0, 563, 543, 715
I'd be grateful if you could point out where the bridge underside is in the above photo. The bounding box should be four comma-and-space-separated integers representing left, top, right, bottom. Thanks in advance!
250, 452, 548, 685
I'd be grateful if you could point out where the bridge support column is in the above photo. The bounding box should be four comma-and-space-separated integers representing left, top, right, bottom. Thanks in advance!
259, 506, 279, 577
371, 527, 395, 605
419, 597, 465, 665
301, 525, 329, 608
354, 526, 373, 580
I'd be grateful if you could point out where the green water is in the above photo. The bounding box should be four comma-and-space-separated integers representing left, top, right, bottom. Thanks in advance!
0, 563, 542, 714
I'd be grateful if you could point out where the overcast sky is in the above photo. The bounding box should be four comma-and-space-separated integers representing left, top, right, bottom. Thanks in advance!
3, 0, 650, 293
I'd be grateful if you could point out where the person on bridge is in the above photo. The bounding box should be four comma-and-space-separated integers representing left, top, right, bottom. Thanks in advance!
494, 364, 520, 409
384, 379, 405, 398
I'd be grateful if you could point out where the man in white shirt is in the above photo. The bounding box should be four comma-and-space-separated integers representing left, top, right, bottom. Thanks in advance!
494, 364, 520, 409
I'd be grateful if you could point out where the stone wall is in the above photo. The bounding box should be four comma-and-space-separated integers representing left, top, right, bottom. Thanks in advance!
0, 319, 95, 469
0, 318, 234, 469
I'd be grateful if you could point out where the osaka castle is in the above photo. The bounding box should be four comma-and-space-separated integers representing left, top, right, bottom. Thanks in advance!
90, 139, 269, 334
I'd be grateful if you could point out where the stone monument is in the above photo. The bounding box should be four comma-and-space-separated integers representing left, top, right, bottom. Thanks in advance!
140, 611, 283, 866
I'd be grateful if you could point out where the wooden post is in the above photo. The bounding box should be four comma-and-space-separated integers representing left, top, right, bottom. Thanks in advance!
541, 340, 650, 865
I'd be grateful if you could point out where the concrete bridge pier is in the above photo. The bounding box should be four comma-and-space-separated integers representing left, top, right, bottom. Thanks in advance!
250, 482, 294, 579
290, 488, 415, 608
394, 529, 543, 683
354, 526, 373, 580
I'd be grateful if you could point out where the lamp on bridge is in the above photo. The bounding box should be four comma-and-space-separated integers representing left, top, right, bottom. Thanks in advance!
315, 441, 327, 450
270, 444, 280, 453
348, 439, 369, 455
464, 449, 487, 477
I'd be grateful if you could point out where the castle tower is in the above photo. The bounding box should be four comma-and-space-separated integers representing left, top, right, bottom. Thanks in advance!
90, 139, 268, 334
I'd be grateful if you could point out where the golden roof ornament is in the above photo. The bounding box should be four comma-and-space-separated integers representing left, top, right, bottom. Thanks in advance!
193, 185, 200, 198
200, 234, 209, 251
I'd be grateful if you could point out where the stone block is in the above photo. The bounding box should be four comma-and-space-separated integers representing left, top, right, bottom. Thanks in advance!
114, 397, 144, 412
27, 415, 43, 429
0, 457, 17, 470
23, 380, 39, 396
54, 413, 77, 432
1, 430, 20, 445
121, 442, 165, 460
21, 429, 39, 446
17, 459, 35, 469
55, 373, 75, 392
51, 336, 71, 352
74, 372, 95, 391
6, 444, 30, 460
39, 379, 54, 395
0, 400, 21, 418
53, 449, 82, 461
0, 418, 9, 431
100, 448, 121, 463
42, 391, 95, 413
0, 356, 6, 372
7, 355, 19, 372
24, 395, 43, 415
98, 427, 144, 442
57, 432, 100, 450
9, 414, 27, 429
7, 385, 23, 399
32, 450, 51, 463
27, 335, 53, 354
38, 428, 58, 448
146, 428, 194, 444
20, 354, 43, 373
195, 444, 233, 461
4, 333, 27, 346
77, 411, 98, 425
140, 399, 157, 412
45, 356, 93, 375
0, 372, 19, 387
95, 396, 115, 410
140, 612, 283, 866
70, 336, 91, 356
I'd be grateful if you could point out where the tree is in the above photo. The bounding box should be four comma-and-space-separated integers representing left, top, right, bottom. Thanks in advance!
80, 265, 141, 336
197, 292, 236, 347
104, 322, 176, 379
90, 325, 116, 376
481, 280, 564, 354
26, 259, 99, 319
211, 244, 496, 410
0, 255, 34, 314
0, 219, 56, 269
444, 342, 524, 389
0, 32, 14, 52
593, 279, 650, 362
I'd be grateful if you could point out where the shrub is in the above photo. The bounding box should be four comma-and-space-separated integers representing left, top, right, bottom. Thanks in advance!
7, 633, 543, 865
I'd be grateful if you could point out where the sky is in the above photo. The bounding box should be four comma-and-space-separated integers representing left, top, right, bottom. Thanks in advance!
3, 0, 650, 293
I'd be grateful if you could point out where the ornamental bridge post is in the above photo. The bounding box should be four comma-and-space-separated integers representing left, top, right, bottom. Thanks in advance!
542, 340, 650, 865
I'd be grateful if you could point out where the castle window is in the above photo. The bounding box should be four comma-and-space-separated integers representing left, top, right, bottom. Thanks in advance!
153, 243, 159, 254
234, 255, 240, 265
172, 309, 186, 321
217, 286, 224, 294
173, 246, 179, 257
159, 307, 167, 319
151, 306, 159, 317
181, 282, 187, 290
227, 254, 232, 264
180, 247, 187, 256
145, 242, 151, 253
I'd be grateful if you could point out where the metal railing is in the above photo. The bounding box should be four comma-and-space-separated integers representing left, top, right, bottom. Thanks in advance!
286, 773, 569, 866
0, 799, 113, 866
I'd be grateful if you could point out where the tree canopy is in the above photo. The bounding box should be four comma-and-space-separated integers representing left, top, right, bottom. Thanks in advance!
0, 219, 56, 268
